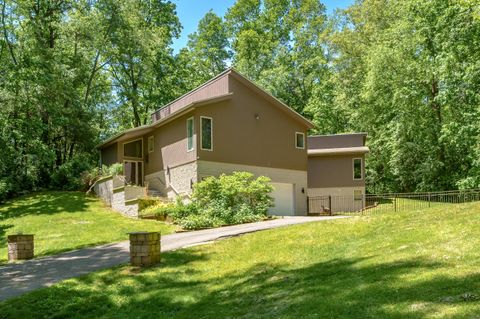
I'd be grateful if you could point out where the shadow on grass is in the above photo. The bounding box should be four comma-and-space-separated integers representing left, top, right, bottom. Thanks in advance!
1, 253, 479, 318
0, 224, 12, 253
0, 192, 95, 221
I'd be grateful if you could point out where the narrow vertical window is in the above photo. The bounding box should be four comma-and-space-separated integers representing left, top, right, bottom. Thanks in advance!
201, 116, 212, 151
353, 158, 363, 180
148, 136, 154, 153
187, 117, 194, 151
295, 132, 305, 149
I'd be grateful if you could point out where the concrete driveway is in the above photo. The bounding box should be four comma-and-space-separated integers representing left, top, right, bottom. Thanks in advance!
0, 216, 346, 301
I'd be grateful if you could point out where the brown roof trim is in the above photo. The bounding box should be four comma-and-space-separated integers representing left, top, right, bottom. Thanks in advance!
228, 69, 314, 129
96, 125, 153, 149
308, 146, 370, 156
151, 68, 232, 116
150, 93, 233, 129
97, 93, 233, 149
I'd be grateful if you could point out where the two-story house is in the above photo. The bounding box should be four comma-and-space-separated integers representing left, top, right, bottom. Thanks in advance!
98, 68, 313, 216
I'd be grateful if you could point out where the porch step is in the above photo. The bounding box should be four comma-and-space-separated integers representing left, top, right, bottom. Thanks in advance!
147, 189, 165, 197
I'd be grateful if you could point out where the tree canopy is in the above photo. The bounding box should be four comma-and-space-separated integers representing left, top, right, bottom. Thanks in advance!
0, 0, 479, 199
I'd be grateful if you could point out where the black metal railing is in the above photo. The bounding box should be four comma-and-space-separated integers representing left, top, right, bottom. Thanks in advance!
307, 189, 480, 215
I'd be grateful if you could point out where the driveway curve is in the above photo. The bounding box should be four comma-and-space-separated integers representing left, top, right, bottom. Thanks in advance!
0, 216, 346, 301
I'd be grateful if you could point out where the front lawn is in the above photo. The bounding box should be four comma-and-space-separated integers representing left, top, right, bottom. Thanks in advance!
1, 201, 479, 318
0, 192, 176, 263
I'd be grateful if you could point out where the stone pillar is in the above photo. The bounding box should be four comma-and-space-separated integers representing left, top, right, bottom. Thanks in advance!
8, 234, 34, 261
129, 232, 161, 267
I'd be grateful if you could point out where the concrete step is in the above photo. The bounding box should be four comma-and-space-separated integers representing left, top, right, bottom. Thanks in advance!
147, 190, 164, 197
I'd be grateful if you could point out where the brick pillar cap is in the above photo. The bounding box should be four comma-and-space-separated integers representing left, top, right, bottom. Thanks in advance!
128, 231, 160, 235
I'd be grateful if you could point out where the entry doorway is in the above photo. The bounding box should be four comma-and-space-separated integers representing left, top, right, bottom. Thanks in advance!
124, 161, 143, 186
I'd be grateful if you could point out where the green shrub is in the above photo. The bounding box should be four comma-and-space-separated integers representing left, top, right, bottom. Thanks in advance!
178, 214, 222, 230
192, 171, 274, 217
0, 178, 12, 203
138, 196, 162, 211
139, 202, 177, 218
51, 155, 94, 191
83, 163, 125, 193
167, 172, 273, 230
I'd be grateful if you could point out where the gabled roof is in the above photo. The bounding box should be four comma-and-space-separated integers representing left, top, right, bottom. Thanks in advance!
227, 68, 314, 129
99, 68, 314, 148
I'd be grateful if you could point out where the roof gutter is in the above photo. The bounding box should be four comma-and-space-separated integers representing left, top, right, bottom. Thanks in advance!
308, 146, 370, 156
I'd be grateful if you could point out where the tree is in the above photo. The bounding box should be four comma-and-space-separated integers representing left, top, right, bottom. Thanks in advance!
180, 10, 231, 87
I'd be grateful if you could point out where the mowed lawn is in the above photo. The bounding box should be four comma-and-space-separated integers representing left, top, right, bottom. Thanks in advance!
1, 202, 480, 318
0, 192, 175, 263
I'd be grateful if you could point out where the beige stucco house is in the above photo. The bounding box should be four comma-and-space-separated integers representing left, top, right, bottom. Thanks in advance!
97, 68, 368, 216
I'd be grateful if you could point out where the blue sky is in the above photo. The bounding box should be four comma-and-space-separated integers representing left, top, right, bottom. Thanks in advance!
170, 0, 354, 53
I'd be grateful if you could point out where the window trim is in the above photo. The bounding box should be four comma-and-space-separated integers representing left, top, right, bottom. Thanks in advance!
353, 158, 363, 180
295, 132, 305, 149
200, 116, 213, 151
186, 117, 195, 152
123, 138, 144, 159
148, 136, 154, 153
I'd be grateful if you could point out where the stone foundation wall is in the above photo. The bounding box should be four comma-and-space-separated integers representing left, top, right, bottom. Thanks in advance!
93, 176, 113, 206
94, 175, 142, 218
165, 161, 197, 199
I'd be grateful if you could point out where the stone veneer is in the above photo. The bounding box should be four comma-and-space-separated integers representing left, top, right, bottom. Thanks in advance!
94, 175, 143, 218
129, 232, 161, 267
165, 161, 197, 199
8, 235, 34, 261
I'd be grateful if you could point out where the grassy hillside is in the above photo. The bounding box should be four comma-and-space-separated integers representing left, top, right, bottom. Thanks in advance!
0, 192, 176, 263
1, 201, 480, 318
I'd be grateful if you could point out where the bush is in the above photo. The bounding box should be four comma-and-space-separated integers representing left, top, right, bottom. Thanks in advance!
192, 171, 274, 218
138, 196, 162, 211
82, 163, 125, 193
51, 155, 94, 191
166, 172, 274, 230
0, 178, 12, 203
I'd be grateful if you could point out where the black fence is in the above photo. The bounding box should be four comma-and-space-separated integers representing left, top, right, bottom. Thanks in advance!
307, 189, 480, 215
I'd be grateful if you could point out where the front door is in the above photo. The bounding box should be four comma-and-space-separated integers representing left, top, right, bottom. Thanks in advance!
124, 161, 143, 186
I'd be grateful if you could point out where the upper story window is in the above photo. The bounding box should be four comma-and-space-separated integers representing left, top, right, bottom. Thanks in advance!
295, 132, 305, 149
353, 158, 363, 180
187, 117, 194, 151
201, 116, 213, 151
148, 136, 154, 153
123, 139, 143, 158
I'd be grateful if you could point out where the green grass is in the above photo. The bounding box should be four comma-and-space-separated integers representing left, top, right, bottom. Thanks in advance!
0, 192, 176, 263
1, 201, 480, 318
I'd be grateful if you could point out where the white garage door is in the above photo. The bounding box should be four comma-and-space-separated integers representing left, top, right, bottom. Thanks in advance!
268, 183, 295, 216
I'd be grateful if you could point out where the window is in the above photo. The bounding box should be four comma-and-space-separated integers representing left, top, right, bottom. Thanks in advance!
148, 136, 154, 153
201, 116, 212, 151
123, 139, 143, 158
354, 189, 363, 201
353, 158, 363, 180
187, 117, 194, 151
295, 132, 305, 149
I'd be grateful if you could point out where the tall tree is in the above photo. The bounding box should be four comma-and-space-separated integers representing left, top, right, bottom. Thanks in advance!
180, 10, 231, 87
101, 0, 181, 128
325, 0, 480, 192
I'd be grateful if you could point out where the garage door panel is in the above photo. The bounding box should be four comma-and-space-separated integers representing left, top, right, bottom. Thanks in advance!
268, 183, 294, 216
